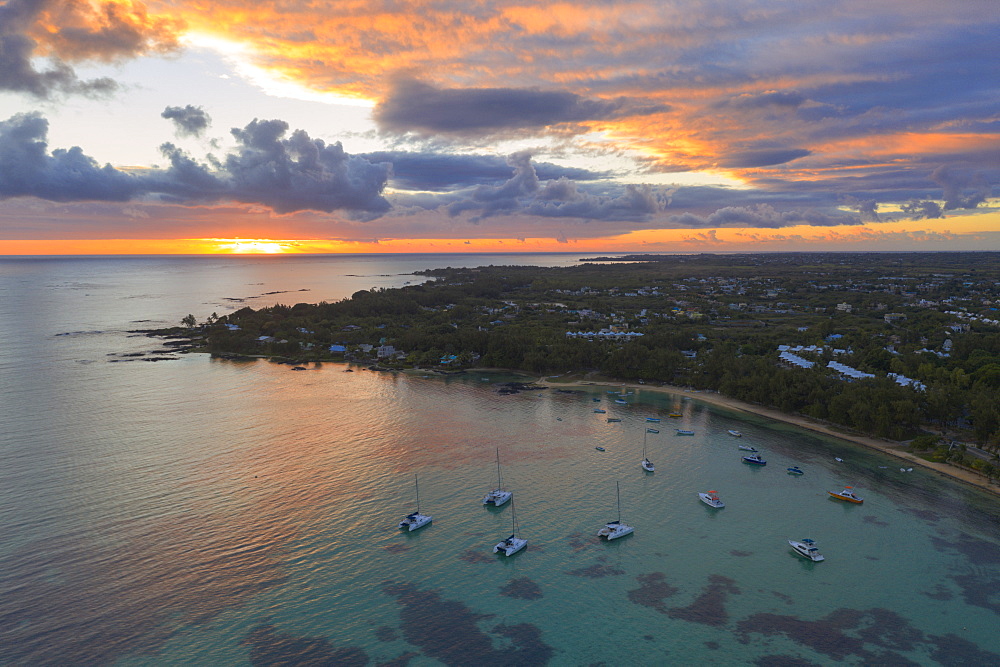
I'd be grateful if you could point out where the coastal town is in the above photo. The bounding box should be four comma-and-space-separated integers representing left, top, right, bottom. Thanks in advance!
161, 252, 1000, 487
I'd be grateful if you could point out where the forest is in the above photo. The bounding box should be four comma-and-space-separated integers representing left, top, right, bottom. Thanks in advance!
169, 252, 1000, 481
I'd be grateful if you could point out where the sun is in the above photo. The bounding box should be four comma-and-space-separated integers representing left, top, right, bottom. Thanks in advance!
213, 238, 292, 253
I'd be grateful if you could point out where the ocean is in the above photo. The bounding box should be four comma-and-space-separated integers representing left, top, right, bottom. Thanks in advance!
1, 253, 998, 666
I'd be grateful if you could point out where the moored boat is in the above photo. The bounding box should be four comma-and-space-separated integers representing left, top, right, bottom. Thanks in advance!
742, 453, 766, 465
482, 448, 513, 506
641, 429, 654, 472
828, 486, 863, 504
398, 474, 432, 531
646, 417, 661, 422
607, 417, 622, 423
598, 481, 634, 540
594, 408, 606, 413
493, 498, 527, 556
738, 444, 758, 452
668, 413, 683, 418
727, 429, 742, 437
789, 538, 825, 561
675, 429, 695, 435
698, 490, 725, 508
787, 466, 804, 475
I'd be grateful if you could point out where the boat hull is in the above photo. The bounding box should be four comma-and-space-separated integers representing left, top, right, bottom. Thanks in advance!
641, 459, 655, 472
698, 492, 725, 508
483, 490, 513, 506
789, 540, 824, 561
399, 513, 432, 531
828, 491, 863, 504
493, 537, 527, 556
598, 522, 634, 540
742, 457, 766, 465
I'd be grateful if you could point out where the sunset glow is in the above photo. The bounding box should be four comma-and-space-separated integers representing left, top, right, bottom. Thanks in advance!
0, 0, 996, 254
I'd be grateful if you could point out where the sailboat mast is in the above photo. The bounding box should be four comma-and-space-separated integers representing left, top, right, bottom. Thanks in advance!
414, 473, 420, 513
616, 481, 622, 522
495, 447, 503, 488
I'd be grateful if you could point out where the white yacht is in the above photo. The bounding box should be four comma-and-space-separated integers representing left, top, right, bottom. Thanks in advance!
493, 498, 527, 556
598, 481, 635, 540
482, 447, 513, 506
398, 474, 432, 531
698, 490, 725, 508
641, 429, 655, 472
789, 538, 825, 561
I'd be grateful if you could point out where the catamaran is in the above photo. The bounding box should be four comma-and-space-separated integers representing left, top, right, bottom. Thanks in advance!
493, 497, 527, 556
641, 429, 655, 472
482, 447, 513, 506
398, 474, 432, 531
598, 481, 634, 540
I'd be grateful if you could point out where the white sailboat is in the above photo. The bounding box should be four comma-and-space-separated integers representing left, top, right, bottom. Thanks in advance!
493, 497, 527, 556
398, 474, 432, 531
482, 447, 513, 506
598, 481, 634, 540
641, 429, 655, 472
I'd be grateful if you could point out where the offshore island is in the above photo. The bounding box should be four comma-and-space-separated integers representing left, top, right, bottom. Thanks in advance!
152, 252, 1000, 495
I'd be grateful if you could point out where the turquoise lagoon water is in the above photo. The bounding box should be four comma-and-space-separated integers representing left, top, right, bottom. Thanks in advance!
1, 254, 998, 666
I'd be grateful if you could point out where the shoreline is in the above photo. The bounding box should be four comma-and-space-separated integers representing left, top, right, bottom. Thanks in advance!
536, 376, 1000, 498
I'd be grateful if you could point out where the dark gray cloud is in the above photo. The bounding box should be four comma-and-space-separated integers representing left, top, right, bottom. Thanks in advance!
360, 151, 605, 190
720, 90, 808, 109
930, 165, 992, 211
0, 113, 391, 217
842, 196, 880, 223
719, 148, 811, 168
0, 0, 178, 98
399, 151, 666, 222
374, 78, 668, 135
901, 200, 944, 220
161, 105, 211, 138
668, 204, 860, 229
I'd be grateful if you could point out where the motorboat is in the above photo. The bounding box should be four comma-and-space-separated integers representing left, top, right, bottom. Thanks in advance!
595, 446, 606, 451
727, 430, 742, 437
598, 481, 634, 540
615, 399, 628, 405
675, 429, 695, 436
398, 474, 432, 531
641, 429, 654, 472
607, 418, 622, 423
493, 498, 527, 556
742, 454, 766, 465
738, 444, 757, 452
828, 486, 864, 504
594, 408, 606, 413
668, 413, 683, 418
646, 428, 659, 434
646, 417, 661, 423
482, 448, 513, 506
698, 490, 725, 508
787, 466, 804, 475
789, 538, 825, 561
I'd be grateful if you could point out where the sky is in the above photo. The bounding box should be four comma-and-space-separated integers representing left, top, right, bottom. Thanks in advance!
0, 0, 998, 254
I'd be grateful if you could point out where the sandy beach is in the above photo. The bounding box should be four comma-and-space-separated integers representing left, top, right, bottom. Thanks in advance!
538, 376, 1000, 498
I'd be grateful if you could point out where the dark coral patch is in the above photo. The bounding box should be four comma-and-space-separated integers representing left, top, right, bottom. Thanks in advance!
921, 585, 953, 601
243, 623, 368, 666
949, 572, 1000, 615
500, 577, 543, 600
459, 548, 494, 564
667, 574, 740, 627
704, 641, 720, 650
933, 533, 1000, 565
382, 581, 554, 665
375, 625, 398, 642
384, 543, 411, 554
898, 507, 941, 522
929, 632, 1000, 666
772, 591, 794, 605
566, 531, 594, 552
626, 572, 679, 613
565, 563, 625, 578
730, 549, 753, 557
378, 651, 419, 666
754, 656, 822, 667
862, 515, 889, 527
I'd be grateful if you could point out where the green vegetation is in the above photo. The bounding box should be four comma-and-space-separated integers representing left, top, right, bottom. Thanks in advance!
164, 252, 1000, 481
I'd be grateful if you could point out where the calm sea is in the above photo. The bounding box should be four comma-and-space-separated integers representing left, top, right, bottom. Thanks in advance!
1, 254, 998, 666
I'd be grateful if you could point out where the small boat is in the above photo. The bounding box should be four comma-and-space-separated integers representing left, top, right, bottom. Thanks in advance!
556, 417, 562, 421
828, 486, 863, 504
595, 446, 606, 452
698, 490, 725, 508
646, 428, 659, 434
738, 444, 758, 452
645, 417, 661, 423
641, 430, 654, 472
607, 418, 622, 423
593, 409, 606, 413
789, 538, 825, 562
482, 448, 513, 506
742, 454, 766, 465
675, 429, 695, 436
398, 474, 432, 531
668, 413, 683, 418
727, 430, 742, 437
834, 457, 844, 462
493, 498, 527, 556
598, 481, 634, 540
787, 466, 804, 475
593, 398, 602, 402
615, 399, 628, 405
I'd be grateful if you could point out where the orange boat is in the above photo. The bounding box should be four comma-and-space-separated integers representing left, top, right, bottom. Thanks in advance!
828, 486, 864, 504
